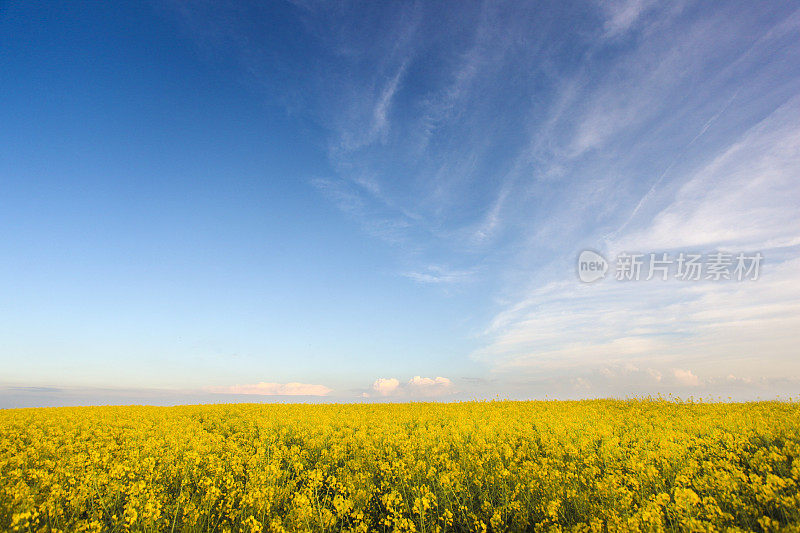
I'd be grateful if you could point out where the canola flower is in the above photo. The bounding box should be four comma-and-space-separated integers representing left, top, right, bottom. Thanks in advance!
1, 399, 799, 532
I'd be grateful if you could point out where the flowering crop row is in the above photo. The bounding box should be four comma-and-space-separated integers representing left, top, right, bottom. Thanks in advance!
1, 400, 798, 532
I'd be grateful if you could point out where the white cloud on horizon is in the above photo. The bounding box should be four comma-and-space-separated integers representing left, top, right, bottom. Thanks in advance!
673, 368, 700, 387
368, 376, 454, 398
371, 377, 400, 396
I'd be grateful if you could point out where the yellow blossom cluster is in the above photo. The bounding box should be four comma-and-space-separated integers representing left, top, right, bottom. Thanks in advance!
1, 399, 799, 532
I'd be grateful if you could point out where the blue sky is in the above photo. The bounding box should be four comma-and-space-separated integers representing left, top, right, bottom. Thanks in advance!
2, 1, 799, 407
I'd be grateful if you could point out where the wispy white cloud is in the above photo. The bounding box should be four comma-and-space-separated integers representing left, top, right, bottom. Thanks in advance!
334, 62, 409, 153
402, 265, 476, 284
311, 177, 416, 245
464, 4, 800, 397
599, 0, 659, 38
475, 255, 800, 392
170, 1, 800, 399
371, 63, 407, 142
610, 95, 800, 253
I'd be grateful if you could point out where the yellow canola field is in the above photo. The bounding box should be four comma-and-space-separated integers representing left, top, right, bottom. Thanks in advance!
1, 400, 799, 532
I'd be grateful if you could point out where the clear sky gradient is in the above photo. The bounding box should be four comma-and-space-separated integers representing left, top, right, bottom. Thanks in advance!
2, 1, 799, 406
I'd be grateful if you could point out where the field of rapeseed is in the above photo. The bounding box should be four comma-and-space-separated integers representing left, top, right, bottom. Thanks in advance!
1, 400, 799, 532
